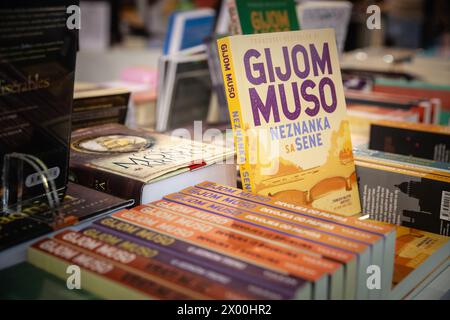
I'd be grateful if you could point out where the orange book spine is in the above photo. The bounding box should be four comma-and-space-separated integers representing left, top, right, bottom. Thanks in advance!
148, 199, 355, 264
162, 192, 367, 254
196, 181, 395, 236
180, 186, 381, 245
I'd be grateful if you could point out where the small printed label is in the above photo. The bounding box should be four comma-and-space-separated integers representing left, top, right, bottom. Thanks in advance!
25, 166, 60, 187
440, 191, 450, 221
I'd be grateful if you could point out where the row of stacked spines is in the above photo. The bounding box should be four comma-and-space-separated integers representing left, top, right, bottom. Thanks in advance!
156, 191, 369, 299
28, 238, 191, 299
112, 208, 340, 299
53, 228, 273, 299
146, 198, 356, 299
195, 182, 395, 236
93, 215, 309, 299
189, 181, 396, 298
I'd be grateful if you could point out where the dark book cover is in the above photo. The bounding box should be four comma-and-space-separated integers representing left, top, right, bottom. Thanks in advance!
70, 123, 233, 204
356, 161, 450, 236
0, 182, 133, 251
0, 0, 79, 207
369, 121, 450, 162
69, 124, 156, 203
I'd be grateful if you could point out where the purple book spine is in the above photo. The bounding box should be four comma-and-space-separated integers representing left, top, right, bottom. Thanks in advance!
81, 226, 283, 299
92, 217, 305, 298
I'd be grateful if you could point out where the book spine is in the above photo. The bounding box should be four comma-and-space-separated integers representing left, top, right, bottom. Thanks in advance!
55, 229, 266, 299
112, 209, 328, 282
149, 199, 354, 263
132, 204, 341, 272
70, 164, 143, 204
93, 215, 302, 297
163, 192, 365, 254
179, 186, 381, 245
196, 181, 395, 236
216, 36, 253, 192
28, 238, 190, 299
73, 92, 130, 112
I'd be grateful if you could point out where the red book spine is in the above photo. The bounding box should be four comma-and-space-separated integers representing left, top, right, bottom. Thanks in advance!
54, 229, 261, 299
29, 238, 191, 299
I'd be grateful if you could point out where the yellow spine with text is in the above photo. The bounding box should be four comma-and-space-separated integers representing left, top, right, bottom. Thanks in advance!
217, 29, 361, 215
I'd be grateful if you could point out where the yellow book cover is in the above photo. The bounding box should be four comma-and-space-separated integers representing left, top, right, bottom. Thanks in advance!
393, 226, 449, 286
217, 29, 361, 215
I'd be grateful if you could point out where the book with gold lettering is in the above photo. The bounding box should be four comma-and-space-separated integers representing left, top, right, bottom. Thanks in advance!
217, 29, 361, 215
228, 0, 299, 35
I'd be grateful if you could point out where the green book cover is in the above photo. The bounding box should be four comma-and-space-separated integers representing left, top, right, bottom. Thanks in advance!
234, 0, 299, 34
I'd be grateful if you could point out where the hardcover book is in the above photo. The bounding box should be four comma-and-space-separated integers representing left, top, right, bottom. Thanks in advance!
217, 29, 361, 215
70, 124, 235, 204
229, 0, 299, 34
0, 0, 78, 208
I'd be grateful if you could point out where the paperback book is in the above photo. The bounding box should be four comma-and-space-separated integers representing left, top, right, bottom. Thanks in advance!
217, 29, 361, 215
356, 160, 450, 236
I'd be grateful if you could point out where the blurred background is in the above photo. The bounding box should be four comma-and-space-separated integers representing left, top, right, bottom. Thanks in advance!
74, 0, 450, 138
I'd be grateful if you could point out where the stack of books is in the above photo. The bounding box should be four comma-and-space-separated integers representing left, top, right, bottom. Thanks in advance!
28, 181, 398, 300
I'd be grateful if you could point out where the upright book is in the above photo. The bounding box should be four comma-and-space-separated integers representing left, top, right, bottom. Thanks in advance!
163, 9, 216, 55
217, 29, 361, 215
228, 0, 299, 34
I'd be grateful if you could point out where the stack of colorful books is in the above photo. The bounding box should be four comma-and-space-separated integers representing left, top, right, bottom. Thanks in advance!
28, 181, 398, 300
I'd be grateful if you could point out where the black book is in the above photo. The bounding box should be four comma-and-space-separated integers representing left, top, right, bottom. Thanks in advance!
0, 0, 79, 208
